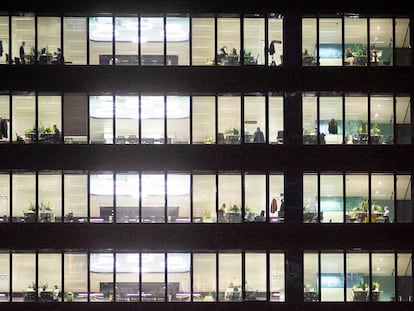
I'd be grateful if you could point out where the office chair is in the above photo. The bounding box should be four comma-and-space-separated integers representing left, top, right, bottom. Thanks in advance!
276, 131, 284, 144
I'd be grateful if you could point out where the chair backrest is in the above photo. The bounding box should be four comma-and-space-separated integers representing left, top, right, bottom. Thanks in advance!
14, 57, 21, 65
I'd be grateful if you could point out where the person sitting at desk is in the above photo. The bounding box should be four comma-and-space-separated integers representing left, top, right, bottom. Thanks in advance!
217, 46, 228, 65
383, 206, 390, 223
52, 285, 60, 302
345, 47, 355, 66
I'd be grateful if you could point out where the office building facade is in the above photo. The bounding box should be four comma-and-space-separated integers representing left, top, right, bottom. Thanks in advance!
0, 1, 413, 310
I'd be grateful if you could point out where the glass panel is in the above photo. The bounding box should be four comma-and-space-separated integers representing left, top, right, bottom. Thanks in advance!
370, 95, 393, 144
320, 253, 344, 301
320, 96, 343, 144
397, 253, 412, 302
345, 96, 368, 144
244, 174, 266, 222
218, 96, 241, 145
217, 17, 240, 66
269, 174, 284, 222
344, 17, 368, 67
219, 252, 242, 302
244, 95, 265, 143
346, 252, 369, 302
12, 95, 35, 143
38, 95, 61, 143
396, 174, 411, 223
268, 95, 284, 144
270, 253, 285, 301
245, 252, 266, 300
319, 18, 342, 66
64, 253, 87, 302
372, 253, 395, 302
141, 96, 164, 144
12, 174, 35, 223
141, 174, 165, 223
115, 96, 138, 144
167, 173, 190, 223
89, 95, 113, 144
0, 252, 9, 301
370, 18, 393, 66
63, 17, 87, 65
141, 17, 164, 66
243, 17, 264, 65
63, 93, 88, 144
90, 173, 114, 223
115, 17, 138, 65
345, 174, 369, 223
303, 174, 318, 223
115, 173, 139, 223
166, 96, 189, 144
303, 252, 319, 302
268, 16, 283, 66
191, 18, 214, 65
192, 96, 215, 144
141, 253, 166, 301
395, 18, 411, 66
395, 96, 411, 144
192, 174, 216, 223
64, 173, 88, 222
89, 16, 113, 65
0, 16, 9, 64
115, 253, 139, 302
166, 17, 189, 66
37, 17, 61, 65
303, 95, 317, 144
38, 253, 61, 302
302, 18, 317, 66
12, 15, 35, 64
38, 173, 61, 223
89, 252, 113, 302
218, 174, 241, 223
12, 253, 35, 302
193, 253, 216, 301
167, 253, 191, 302
320, 174, 343, 223
0, 95, 10, 143
371, 174, 394, 223
0, 174, 10, 221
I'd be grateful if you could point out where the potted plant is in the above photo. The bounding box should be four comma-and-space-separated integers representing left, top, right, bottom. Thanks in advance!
202, 210, 212, 222
372, 281, 380, 291
203, 136, 214, 144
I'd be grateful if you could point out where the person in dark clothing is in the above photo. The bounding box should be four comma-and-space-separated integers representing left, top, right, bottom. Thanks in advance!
19, 41, 26, 64
253, 127, 265, 143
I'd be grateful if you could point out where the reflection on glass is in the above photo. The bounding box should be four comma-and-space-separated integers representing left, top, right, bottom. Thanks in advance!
218, 96, 241, 144
12, 253, 36, 302
304, 252, 319, 302
344, 17, 368, 67
370, 96, 393, 144
345, 174, 368, 223
321, 253, 344, 301
320, 174, 343, 223
303, 95, 317, 144
89, 95, 113, 144
166, 96, 189, 144
38, 174, 62, 223
63, 17, 87, 65
141, 96, 164, 144
303, 174, 318, 223
193, 253, 216, 301
320, 96, 343, 144
397, 253, 412, 302
395, 18, 411, 66
115, 96, 138, 144
219, 253, 241, 302
244, 96, 265, 143
167, 174, 190, 223
192, 174, 216, 223
12, 174, 35, 222
245, 253, 266, 300
302, 18, 317, 66
395, 96, 411, 144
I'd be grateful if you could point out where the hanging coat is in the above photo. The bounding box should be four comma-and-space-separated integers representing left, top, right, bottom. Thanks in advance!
270, 198, 278, 213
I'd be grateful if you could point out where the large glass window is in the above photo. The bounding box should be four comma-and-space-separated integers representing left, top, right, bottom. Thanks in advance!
0, 95, 10, 143
166, 96, 190, 144
371, 174, 394, 223
304, 252, 319, 302
245, 252, 266, 300
63, 93, 88, 144
219, 252, 242, 302
217, 16, 240, 66
38, 173, 62, 223
193, 253, 216, 301
166, 16, 189, 66
115, 173, 139, 223
396, 174, 412, 223
269, 173, 284, 222
115, 253, 139, 302
344, 17, 368, 66
141, 17, 164, 66
89, 252, 113, 302
397, 252, 412, 302
0, 252, 9, 302
167, 173, 190, 223
63, 17, 87, 65
321, 174, 344, 223
167, 253, 191, 301
64, 173, 88, 222
115, 96, 139, 144
268, 95, 284, 144
89, 16, 113, 65
319, 18, 342, 66
370, 18, 393, 66
320, 96, 343, 144
89, 95, 113, 144
141, 253, 166, 301
141, 173, 165, 223
90, 173, 114, 223
303, 94, 317, 144
0, 173, 10, 221
244, 174, 266, 222
395, 96, 411, 144
345, 174, 369, 223
269, 253, 285, 301
115, 17, 138, 66
347, 252, 370, 302
38, 94, 61, 143
268, 15, 283, 66
37, 17, 61, 65
12, 94, 36, 143
218, 174, 241, 223
38, 253, 62, 302
345, 96, 368, 144
12, 252, 36, 302
321, 253, 344, 302
192, 174, 216, 223
243, 17, 264, 65
141, 95, 164, 144
192, 96, 215, 144
11, 14, 35, 64
244, 95, 266, 143
12, 173, 35, 223
191, 17, 214, 65
370, 95, 393, 144
218, 96, 241, 144
303, 174, 318, 223
395, 18, 411, 66
64, 252, 87, 302
0, 16, 9, 64
302, 18, 317, 66
372, 253, 395, 302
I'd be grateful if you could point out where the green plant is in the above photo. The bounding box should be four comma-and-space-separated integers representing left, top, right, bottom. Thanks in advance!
361, 199, 369, 212
372, 123, 381, 135
354, 279, 368, 290
203, 136, 214, 144
229, 203, 240, 213
203, 210, 211, 219
372, 281, 380, 290
39, 200, 53, 212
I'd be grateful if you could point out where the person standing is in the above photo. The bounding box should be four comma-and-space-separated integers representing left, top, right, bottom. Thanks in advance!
253, 127, 265, 143
19, 41, 26, 64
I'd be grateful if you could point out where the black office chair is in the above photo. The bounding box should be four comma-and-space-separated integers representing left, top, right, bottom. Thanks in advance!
14, 57, 21, 65
276, 131, 284, 144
